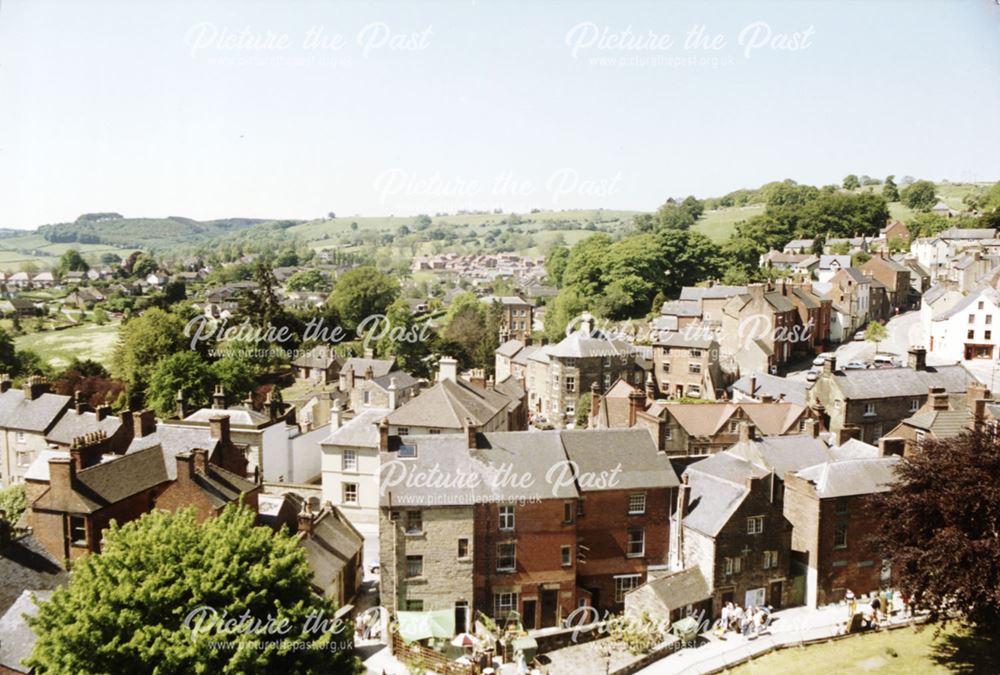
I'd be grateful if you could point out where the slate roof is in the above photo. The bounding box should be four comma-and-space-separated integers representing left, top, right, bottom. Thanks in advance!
830, 364, 970, 399
731, 372, 807, 406
496, 339, 525, 358
512, 345, 541, 366
938, 227, 995, 240
659, 300, 701, 317
725, 434, 834, 477
922, 284, 951, 305
286, 495, 364, 595
322, 407, 390, 448
819, 255, 851, 270
546, 330, 634, 359
627, 566, 710, 611
559, 428, 679, 490
682, 466, 757, 537
386, 378, 511, 429
0, 590, 54, 671
45, 410, 123, 446
184, 458, 258, 509
0, 532, 64, 616
184, 406, 272, 427
0, 389, 70, 433
341, 357, 395, 379
128, 424, 219, 476
784, 238, 815, 250
935, 288, 1000, 322
794, 456, 901, 498
830, 438, 881, 460
654, 332, 716, 349
679, 286, 746, 301
900, 409, 971, 438
293, 345, 340, 370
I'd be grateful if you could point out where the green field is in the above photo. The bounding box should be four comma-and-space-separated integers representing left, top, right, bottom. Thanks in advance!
15, 321, 121, 369
729, 625, 998, 675
694, 204, 766, 242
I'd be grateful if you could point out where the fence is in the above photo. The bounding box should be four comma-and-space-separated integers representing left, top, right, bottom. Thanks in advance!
390, 632, 478, 675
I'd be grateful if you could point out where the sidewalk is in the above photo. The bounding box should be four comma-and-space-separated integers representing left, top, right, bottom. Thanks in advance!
638, 603, 919, 674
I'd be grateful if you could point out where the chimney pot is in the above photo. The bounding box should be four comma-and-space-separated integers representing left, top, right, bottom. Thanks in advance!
209, 415, 230, 443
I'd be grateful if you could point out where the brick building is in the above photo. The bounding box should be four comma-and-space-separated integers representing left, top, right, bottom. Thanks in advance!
652, 333, 723, 400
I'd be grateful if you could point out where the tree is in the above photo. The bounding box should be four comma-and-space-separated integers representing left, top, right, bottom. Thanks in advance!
54, 249, 89, 277
327, 266, 399, 331
870, 428, 1000, 630
544, 247, 570, 287
574, 394, 591, 428
285, 269, 327, 292
237, 263, 285, 330
864, 320, 887, 353
27, 506, 361, 674
211, 356, 258, 405
883, 175, 899, 202
842, 174, 861, 190
375, 298, 432, 377
901, 180, 937, 211
0, 328, 18, 374
111, 308, 189, 398
0, 483, 26, 524
131, 253, 159, 278
147, 351, 214, 417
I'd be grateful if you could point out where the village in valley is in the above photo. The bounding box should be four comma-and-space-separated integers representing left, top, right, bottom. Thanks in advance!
2, 2, 999, 674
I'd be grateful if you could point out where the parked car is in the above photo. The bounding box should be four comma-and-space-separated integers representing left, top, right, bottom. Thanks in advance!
806, 369, 819, 382
853, 330, 866, 341
844, 361, 867, 370
872, 355, 897, 368
812, 353, 834, 367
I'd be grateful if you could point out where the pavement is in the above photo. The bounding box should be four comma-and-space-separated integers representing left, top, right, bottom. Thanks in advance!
636, 602, 920, 674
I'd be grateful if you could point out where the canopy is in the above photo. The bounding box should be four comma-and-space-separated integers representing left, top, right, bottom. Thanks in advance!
396, 610, 456, 644
671, 616, 701, 640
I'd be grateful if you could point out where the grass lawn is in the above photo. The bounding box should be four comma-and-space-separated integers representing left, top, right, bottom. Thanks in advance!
728, 625, 998, 675
15, 321, 120, 369
694, 204, 765, 242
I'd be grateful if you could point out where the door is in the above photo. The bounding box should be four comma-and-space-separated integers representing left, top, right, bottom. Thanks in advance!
454, 602, 469, 634
769, 581, 783, 609
540, 590, 558, 628
522, 600, 537, 630
744, 588, 765, 609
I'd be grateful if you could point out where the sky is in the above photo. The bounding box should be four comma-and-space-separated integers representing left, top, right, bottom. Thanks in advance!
1, 0, 999, 229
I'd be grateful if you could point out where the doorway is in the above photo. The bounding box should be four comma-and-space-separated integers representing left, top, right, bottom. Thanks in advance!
540, 590, 558, 628
522, 599, 537, 630
454, 602, 469, 634
769, 581, 783, 609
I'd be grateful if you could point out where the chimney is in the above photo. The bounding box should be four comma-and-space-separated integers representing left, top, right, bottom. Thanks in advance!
364, 365, 374, 381
120, 410, 135, 439
176, 451, 197, 481
739, 421, 756, 443
748, 283, 765, 302
339, 365, 354, 391
387, 377, 399, 410
822, 356, 834, 374
47, 456, 75, 496
468, 369, 486, 389
579, 312, 594, 336
132, 409, 156, 437
590, 382, 600, 422
645, 375, 656, 404
974, 398, 987, 432
907, 347, 927, 371
967, 380, 989, 409
930, 387, 949, 411
749, 373, 757, 398
331, 398, 344, 430
192, 447, 208, 474
379, 418, 389, 451
23, 376, 50, 401
465, 417, 478, 449
176, 388, 188, 419
212, 384, 226, 409
95, 405, 110, 422
628, 390, 644, 427
0, 374, 10, 393
438, 356, 458, 383
266, 389, 282, 422
298, 499, 315, 536
74, 390, 85, 414
836, 426, 861, 445
363, 347, 375, 359
69, 431, 108, 470
803, 417, 819, 438
209, 415, 231, 443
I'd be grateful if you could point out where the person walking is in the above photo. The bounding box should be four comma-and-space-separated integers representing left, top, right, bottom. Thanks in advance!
845, 589, 857, 620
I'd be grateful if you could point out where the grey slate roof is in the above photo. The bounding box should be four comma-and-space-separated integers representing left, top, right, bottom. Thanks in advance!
36, 446, 172, 513
341, 357, 395, 379
496, 339, 525, 358
660, 300, 701, 317
0, 531, 64, 616
559, 429, 679, 491
731, 372, 807, 406
830, 364, 970, 399
679, 286, 746, 301
46, 410, 122, 446
0, 590, 54, 671
901, 409, 971, 438
628, 566, 710, 611
939, 227, 995, 240
293, 345, 339, 370
935, 288, 1000, 322
819, 255, 851, 270
726, 434, 834, 477
682, 469, 753, 537
322, 408, 390, 448
128, 425, 219, 477
371, 370, 421, 391
546, 330, 634, 359
0, 390, 70, 433
794, 456, 901, 498
386, 378, 511, 429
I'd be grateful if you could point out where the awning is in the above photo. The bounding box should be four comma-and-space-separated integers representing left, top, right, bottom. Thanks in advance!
396, 610, 456, 644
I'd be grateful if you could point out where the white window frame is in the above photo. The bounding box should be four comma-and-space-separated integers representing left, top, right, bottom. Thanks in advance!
496, 542, 516, 572
494, 592, 517, 618
342, 482, 358, 504
628, 493, 646, 515
626, 528, 645, 558
864, 403, 876, 416
498, 505, 515, 531
614, 574, 641, 603
342, 449, 357, 472
747, 516, 764, 535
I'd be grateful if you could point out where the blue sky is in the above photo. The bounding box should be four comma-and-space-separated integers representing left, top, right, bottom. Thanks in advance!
1, 0, 998, 228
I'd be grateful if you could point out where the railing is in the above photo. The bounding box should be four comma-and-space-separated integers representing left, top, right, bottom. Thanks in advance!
391, 632, 478, 675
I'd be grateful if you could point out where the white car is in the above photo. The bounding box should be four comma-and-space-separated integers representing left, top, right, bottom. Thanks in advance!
844, 361, 867, 370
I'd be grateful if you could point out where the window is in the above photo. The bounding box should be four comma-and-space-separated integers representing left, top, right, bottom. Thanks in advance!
577, 498, 586, 517
968, 330, 975, 340
565, 358, 576, 368
988, 315, 994, 325
729, 421, 740, 433
664, 426, 672, 440
69, 516, 86, 546
834, 522, 848, 549
458, 538, 469, 558
628, 494, 646, 515
397, 427, 409, 436
428, 429, 441, 435
661, 363, 671, 374
563, 502, 574, 524
405, 510, 423, 534
565, 376, 576, 393
987, 331, 993, 340
864, 403, 876, 416
405, 599, 424, 611
724, 557, 733, 576
496, 542, 516, 572
909, 399, 920, 412
763, 550, 778, 569
689, 363, 702, 374
561, 545, 572, 567
734, 556, 742, 573
494, 592, 517, 618
915, 430, 926, 449
499, 505, 515, 530
342, 482, 358, 504
687, 385, 701, 397
626, 528, 645, 557
835, 497, 849, 515
614, 575, 641, 603
342, 449, 357, 472
363, 391, 370, 404
397, 443, 417, 458
690, 349, 702, 358
16, 450, 32, 468
406, 556, 423, 578
978, 301, 985, 310
15, 431, 25, 444
747, 516, 764, 534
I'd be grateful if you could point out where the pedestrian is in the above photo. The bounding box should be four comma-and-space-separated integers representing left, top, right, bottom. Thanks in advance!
720, 603, 731, 633
845, 589, 856, 619
732, 604, 744, 631
871, 594, 881, 621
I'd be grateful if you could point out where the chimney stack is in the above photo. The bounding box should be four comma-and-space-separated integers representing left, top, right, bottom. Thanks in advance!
739, 421, 756, 443
96, 405, 110, 422
836, 426, 861, 445
645, 374, 657, 404
331, 398, 344, 430
132, 409, 156, 437
930, 386, 949, 411
628, 390, 644, 427
803, 417, 820, 438
212, 384, 226, 409
47, 456, 75, 496
298, 499, 315, 536
465, 417, 478, 449
590, 382, 600, 425
266, 389, 282, 422
749, 373, 757, 398
74, 390, 85, 414
209, 415, 231, 443
387, 377, 399, 410
365, 365, 374, 381
363, 347, 375, 359
379, 418, 389, 451
69, 431, 108, 470
438, 356, 458, 383
339, 365, 354, 392
907, 346, 927, 371
23, 376, 50, 401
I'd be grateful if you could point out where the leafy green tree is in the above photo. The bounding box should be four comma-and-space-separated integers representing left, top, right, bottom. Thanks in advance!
376, 298, 432, 377
883, 175, 900, 202
132, 253, 159, 278
544, 247, 570, 287
901, 180, 937, 211
286, 270, 326, 292
0, 483, 26, 524
147, 351, 214, 417
327, 266, 399, 331
27, 506, 361, 674
111, 308, 189, 398
475, 300, 504, 376
211, 356, 258, 405
237, 263, 285, 330
54, 249, 89, 277
443, 296, 487, 368
870, 428, 1000, 630
843, 174, 861, 190
865, 320, 887, 353
0, 328, 18, 374
543, 288, 588, 343
908, 212, 952, 238
15, 349, 52, 378
575, 394, 591, 428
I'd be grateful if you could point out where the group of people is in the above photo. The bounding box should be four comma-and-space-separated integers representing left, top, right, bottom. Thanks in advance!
845, 588, 909, 631
716, 602, 770, 638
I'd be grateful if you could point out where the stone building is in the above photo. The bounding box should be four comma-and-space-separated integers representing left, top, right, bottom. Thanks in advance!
652, 333, 723, 400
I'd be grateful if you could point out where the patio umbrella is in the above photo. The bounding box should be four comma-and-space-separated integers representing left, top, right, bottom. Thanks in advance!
450, 632, 479, 648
